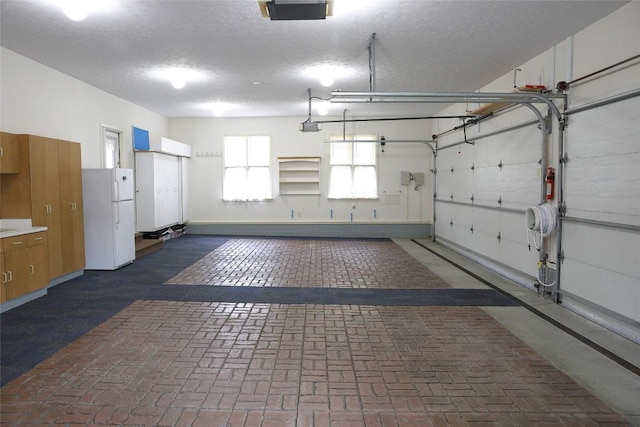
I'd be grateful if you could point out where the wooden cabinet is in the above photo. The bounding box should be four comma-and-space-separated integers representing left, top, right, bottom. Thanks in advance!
1, 232, 50, 302
26, 232, 49, 293
28, 135, 63, 279
1, 235, 29, 302
278, 156, 321, 195
0, 251, 4, 303
0, 132, 20, 174
0, 134, 84, 285
57, 140, 85, 274
28, 137, 83, 278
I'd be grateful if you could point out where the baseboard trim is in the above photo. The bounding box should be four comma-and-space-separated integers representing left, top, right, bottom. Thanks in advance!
185, 222, 433, 239
0, 288, 47, 313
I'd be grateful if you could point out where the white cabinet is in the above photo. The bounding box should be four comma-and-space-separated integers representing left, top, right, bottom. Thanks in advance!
135, 152, 184, 232
278, 156, 321, 195
179, 157, 189, 223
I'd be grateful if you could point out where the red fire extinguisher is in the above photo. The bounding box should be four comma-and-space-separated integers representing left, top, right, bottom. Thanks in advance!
546, 167, 555, 200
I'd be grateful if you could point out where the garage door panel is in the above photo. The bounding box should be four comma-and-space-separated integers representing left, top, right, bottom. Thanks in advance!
566, 98, 639, 159
564, 153, 640, 225
562, 259, 640, 323
562, 222, 640, 283
472, 125, 540, 166
470, 165, 539, 208
436, 203, 538, 274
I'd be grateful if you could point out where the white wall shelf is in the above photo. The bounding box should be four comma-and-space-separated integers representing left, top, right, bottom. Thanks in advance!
278, 156, 321, 195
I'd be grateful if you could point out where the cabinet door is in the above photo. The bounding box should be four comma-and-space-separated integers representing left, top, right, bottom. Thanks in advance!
0, 132, 20, 174
3, 247, 29, 301
30, 136, 63, 279
0, 253, 5, 303
58, 140, 85, 274
27, 243, 49, 293
155, 153, 180, 229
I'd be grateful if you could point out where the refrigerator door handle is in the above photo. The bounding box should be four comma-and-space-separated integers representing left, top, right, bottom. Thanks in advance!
114, 203, 120, 226
113, 179, 120, 201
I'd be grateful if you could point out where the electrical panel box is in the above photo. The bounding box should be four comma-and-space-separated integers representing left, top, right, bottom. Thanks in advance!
400, 171, 412, 185
413, 172, 425, 186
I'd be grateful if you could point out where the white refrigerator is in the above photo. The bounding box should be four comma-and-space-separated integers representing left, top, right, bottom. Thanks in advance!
82, 168, 136, 270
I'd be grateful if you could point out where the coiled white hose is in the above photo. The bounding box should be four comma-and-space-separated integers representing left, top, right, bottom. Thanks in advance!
525, 203, 558, 251
525, 203, 558, 287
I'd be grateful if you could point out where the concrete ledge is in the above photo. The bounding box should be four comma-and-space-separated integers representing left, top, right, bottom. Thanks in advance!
185, 222, 433, 239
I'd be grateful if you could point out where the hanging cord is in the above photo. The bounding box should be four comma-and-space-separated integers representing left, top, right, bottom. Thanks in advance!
525, 203, 558, 287
459, 119, 472, 154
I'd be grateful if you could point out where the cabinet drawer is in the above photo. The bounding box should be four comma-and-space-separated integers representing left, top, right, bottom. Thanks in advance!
1, 235, 27, 252
26, 232, 47, 247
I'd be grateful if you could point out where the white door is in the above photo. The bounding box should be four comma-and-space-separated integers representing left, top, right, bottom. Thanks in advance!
113, 200, 136, 267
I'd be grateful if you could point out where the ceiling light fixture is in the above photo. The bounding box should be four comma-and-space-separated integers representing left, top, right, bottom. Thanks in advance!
303, 64, 354, 89
150, 67, 206, 90
258, 0, 334, 20
171, 78, 186, 89
320, 76, 334, 87
55, 0, 117, 21
63, 2, 89, 21
208, 102, 234, 117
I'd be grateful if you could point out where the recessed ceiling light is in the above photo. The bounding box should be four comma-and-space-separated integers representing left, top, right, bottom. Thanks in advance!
63, 2, 88, 21
171, 78, 186, 89
206, 102, 234, 117
332, 0, 374, 15
320, 76, 334, 87
54, 0, 117, 21
302, 64, 355, 88
150, 67, 207, 89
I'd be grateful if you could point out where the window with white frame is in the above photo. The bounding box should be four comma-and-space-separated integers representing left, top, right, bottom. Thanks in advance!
328, 134, 378, 199
223, 135, 272, 201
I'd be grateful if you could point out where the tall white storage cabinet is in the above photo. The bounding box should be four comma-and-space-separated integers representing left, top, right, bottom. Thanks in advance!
135, 152, 182, 232
178, 157, 189, 224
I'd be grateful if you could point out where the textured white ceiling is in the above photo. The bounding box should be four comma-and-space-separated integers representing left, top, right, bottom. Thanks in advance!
0, 0, 628, 118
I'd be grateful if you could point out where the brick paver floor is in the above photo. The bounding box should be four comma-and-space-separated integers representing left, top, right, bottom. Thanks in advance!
167, 239, 450, 288
0, 300, 628, 426
0, 239, 630, 425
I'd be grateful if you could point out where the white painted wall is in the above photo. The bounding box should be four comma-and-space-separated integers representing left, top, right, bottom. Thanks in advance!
433, 2, 640, 325
168, 117, 433, 224
0, 47, 169, 170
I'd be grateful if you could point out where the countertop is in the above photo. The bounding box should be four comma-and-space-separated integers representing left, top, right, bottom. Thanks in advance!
0, 219, 48, 239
